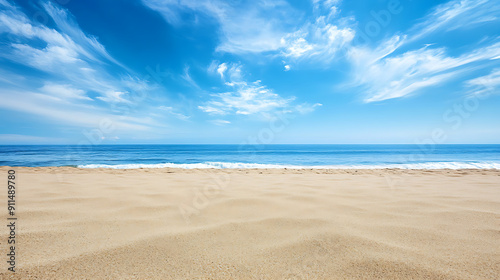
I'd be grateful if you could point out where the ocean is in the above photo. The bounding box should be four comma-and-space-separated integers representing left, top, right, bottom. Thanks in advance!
0, 144, 499, 169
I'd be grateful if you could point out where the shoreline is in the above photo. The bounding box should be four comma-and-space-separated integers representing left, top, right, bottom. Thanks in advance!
2, 166, 500, 174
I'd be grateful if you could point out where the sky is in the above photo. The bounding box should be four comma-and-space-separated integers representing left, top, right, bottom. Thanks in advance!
0, 0, 499, 144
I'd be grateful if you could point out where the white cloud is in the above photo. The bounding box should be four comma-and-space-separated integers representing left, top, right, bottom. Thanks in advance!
281, 37, 314, 58
341, 0, 500, 102
295, 103, 322, 114
96, 91, 130, 103
199, 63, 320, 116
274, 0, 356, 67
11, 43, 80, 67
42, 1, 125, 67
280, 15, 354, 62
284, 65, 291, 71
207, 60, 219, 74
0, 1, 148, 104
349, 41, 500, 102
217, 63, 227, 79
142, 0, 294, 53
280, 0, 499, 71
313, 0, 341, 10
210, 119, 231, 126
0, 1, 114, 64
409, 0, 500, 42
226, 64, 243, 81
214, 63, 244, 85
467, 69, 500, 87
0, 88, 153, 131
201, 83, 295, 115
0, 1, 166, 135
197, 104, 226, 115
465, 68, 500, 96
158, 106, 190, 121
0, 0, 13, 8
143, 0, 353, 63
199, 77, 296, 116
181, 66, 201, 89
40, 83, 91, 101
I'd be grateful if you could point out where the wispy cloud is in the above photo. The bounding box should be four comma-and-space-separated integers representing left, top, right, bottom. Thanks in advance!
158, 106, 190, 121
0, 1, 162, 134
142, 0, 295, 53
181, 66, 201, 89
343, 0, 500, 102
190, 0, 500, 103
200, 63, 320, 116
42, 1, 125, 67
143, 0, 500, 105
217, 63, 228, 79
0, 1, 148, 104
0, 88, 152, 131
465, 68, 500, 96
39, 83, 92, 101
199, 81, 295, 115
208, 61, 243, 83
349, 42, 500, 102
210, 119, 231, 126
280, 1, 354, 63
409, 0, 500, 42
144, 0, 355, 64
0, 1, 110, 66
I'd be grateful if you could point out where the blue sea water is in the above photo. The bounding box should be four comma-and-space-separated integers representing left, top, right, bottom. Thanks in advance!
0, 144, 499, 169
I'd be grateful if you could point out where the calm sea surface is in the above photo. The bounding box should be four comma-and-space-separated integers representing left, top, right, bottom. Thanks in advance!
0, 144, 499, 169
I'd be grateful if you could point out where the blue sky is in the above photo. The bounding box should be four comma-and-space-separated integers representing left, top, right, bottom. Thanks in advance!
0, 0, 499, 144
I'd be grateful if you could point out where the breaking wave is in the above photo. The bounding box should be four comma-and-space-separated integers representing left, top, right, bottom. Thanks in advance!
77, 161, 500, 169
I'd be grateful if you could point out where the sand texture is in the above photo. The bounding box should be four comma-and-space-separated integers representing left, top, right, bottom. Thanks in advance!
0, 167, 499, 279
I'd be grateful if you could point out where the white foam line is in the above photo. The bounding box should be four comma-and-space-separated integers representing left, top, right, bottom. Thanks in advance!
77, 161, 500, 170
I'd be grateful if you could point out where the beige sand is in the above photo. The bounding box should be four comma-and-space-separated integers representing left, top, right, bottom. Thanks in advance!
0, 167, 499, 279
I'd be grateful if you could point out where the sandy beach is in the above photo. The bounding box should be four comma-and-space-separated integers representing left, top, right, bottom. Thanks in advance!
0, 167, 499, 279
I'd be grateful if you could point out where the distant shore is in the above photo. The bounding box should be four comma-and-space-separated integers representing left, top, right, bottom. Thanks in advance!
1, 167, 498, 279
